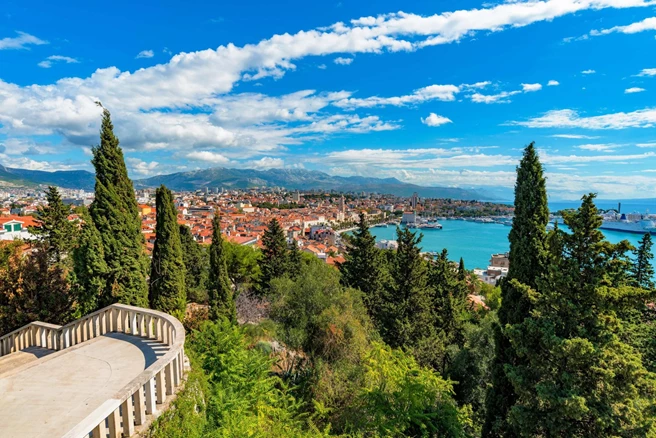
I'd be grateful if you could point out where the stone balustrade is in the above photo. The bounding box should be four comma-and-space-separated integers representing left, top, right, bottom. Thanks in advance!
0, 303, 186, 438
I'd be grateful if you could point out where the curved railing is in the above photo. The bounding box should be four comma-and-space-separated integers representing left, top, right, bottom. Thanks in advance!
0, 304, 186, 438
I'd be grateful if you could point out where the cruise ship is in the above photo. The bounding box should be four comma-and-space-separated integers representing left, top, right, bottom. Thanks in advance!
600, 213, 656, 234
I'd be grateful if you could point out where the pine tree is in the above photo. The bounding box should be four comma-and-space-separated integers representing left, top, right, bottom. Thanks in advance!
179, 224, 209, 302
339, 212, 389, 324
149, 185, 186, 319
505, 194, 656, 437
30, 186, 76, 265
631, 233, 654, 289
72, 211, 108, 316
258, 218, 290, 294
207, 215, 236, 322
429, 249, 469, 373
89, 107, 149, 307
380, 227, 441, 368
484, 142, 549, 438
288, 238, 302, 279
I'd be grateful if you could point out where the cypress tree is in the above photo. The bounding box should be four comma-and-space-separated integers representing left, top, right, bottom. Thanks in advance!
505, 194, 656, 436
484, 142, 549, 437
72, 211, 108, 316
208, 215, 236, 322
179, 224, 209, 302
149, 185, 186, 319
631, 233, 654, 289
258, 218, 290, 293
457, 257, 466, 282
89, 107, 149, 307
339, 212, 389, 324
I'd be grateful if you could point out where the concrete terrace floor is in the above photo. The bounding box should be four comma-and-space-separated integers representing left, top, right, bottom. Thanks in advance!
0, 332, 168, 438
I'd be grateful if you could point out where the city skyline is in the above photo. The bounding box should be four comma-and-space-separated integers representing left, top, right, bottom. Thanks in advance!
1, 0, 656, 199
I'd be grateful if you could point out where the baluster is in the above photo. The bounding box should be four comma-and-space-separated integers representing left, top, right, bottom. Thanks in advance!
165, 362, 174, 395
156, 370, 166, 404
108, 408, 121, 438
145, 378, 157, 415
91, 418, 107, 438
121, 396, 135, 436
134, 385, 146, 426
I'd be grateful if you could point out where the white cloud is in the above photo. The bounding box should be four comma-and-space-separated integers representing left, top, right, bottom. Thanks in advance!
0, 31, 47, 50
246, 157, 285, 169
637, 68, 656, 77
421, 113, 452, 127
317, 64, 327, 69
575, 143, 618, 152
0, 0, 654, 160
513, 108, 656, 129
136, 50, 154, 59
581, 69, 596, 74
551, 134, 599, 139
547, 80, 560, 86
590, 16, 656, 36
126, 157, 160, 176
335, 84, 460, 109
470, 90, 521, 104
185, 151, 230, 164
637, 142, 656, 148
334, 57, 353, 65
625, 87, 646, 94
521, 83, 542, 92
37, 55, 80, 68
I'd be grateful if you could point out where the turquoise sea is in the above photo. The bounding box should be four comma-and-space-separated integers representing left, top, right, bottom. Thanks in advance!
367, 221, 655, 270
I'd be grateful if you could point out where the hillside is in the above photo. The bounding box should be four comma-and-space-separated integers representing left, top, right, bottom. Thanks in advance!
0, 164, 486, 199
134, 167, 486, 199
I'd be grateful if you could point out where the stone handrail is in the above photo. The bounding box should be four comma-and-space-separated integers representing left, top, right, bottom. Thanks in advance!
0, 304, 186, 438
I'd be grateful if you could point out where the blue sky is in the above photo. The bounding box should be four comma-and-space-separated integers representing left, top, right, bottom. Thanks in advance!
1, 0, 656, 200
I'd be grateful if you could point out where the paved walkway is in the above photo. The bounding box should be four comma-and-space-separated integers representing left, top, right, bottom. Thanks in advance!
0, 332, 168, 438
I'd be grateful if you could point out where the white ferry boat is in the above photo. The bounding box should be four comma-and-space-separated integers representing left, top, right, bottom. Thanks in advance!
600, 213, 656, 234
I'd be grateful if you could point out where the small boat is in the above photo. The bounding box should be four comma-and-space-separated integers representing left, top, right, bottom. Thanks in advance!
418, 223, 443, 230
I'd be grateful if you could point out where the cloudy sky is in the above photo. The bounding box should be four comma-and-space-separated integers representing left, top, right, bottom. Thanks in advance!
1, 0, 656, 200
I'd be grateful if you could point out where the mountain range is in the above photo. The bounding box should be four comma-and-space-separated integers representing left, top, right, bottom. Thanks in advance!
0, 164, 486, 200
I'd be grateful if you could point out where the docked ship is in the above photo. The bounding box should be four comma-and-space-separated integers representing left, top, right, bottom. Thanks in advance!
418, 222, 443, 230
600, 213, 656, 234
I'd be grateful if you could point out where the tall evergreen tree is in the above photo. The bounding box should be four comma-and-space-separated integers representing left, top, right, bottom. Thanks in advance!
505, 194, 656, 437
484, 142, 549, 437
258, 218, 290, 294
429, 249, 469, 373
339, 212, 389, 324
208, 215, 236, 322
72, 210, 108, 316
631, 233, 655, 289
457, 257, 466, 282
30, 186, 76, 265
380, 227, 441, 368
149, 185, 186, 319
89, 107, 149, 307
179, 224, 209, 302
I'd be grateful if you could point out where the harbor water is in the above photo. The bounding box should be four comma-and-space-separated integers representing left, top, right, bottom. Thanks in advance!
367, 220, 655, 270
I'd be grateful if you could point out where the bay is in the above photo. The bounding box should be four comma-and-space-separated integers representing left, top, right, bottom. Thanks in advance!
367, 221, 655, 270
